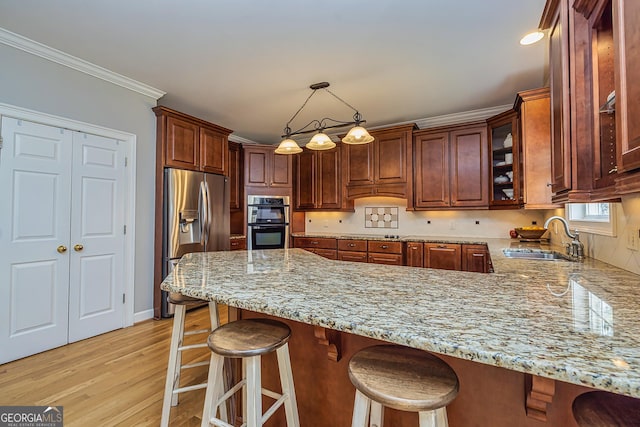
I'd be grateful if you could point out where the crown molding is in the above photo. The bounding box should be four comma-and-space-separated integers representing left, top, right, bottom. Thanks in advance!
0, 27, 166, 100
229, 134, 260, 145
407, 104, 512, 129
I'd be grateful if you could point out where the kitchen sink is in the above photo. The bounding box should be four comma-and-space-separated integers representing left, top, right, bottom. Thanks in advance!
502, 249, 573, 261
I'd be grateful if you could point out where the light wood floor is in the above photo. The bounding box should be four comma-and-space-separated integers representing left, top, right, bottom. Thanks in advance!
0, 305, 225, 426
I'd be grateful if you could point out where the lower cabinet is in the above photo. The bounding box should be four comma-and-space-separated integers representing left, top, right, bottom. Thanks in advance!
293, 237, 337, 260
461, 244, 493, 273
406, 242, 424, 267
294, 236, 491, 273
424, 243, 462, 271
229, 237, 246, 251
337, 239, 368, 263
367, 241, 404, 265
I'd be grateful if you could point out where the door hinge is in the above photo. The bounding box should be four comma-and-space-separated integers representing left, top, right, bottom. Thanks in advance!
125, 156, 128, 167
0, 136, 3, 150
122, 293, 126, 304
123, 225, 127, 235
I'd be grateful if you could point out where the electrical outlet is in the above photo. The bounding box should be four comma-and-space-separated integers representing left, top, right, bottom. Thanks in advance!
627, 228, 640, 251
449, 220, 456, 230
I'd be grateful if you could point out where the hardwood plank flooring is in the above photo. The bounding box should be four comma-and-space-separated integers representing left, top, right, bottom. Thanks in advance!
0, 305, 226, 426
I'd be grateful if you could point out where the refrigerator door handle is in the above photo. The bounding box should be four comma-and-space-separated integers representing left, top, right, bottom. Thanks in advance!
199, 181, 208, 246
204, 180, 212, 247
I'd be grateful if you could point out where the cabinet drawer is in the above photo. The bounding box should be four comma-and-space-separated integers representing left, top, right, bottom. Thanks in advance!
229, 237, 246, 251
309, 248, 338, 260
338, 239, 367, 252
337, 251, 368, 263
368, 253, 403, 265
294, 237, 337, 250
367, 240, 403, 254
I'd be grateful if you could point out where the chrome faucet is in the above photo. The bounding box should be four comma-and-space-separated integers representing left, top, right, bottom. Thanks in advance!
544, 216, 584, 259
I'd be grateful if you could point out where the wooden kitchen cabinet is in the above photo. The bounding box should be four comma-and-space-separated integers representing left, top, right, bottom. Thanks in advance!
244, 144, 292, 188
153, 106, 232, 175
612, 0, 640, 193
228, 141, 243, 211
515, 88, 561, 209
487, 110, 521, 208
405, 242, 424, 267
424, 243, 462, 271
462, 244, 493, 273
293, 236, 337, 259
367, 241, 403, 265
337, 239, 368, 263
413, 123, 489, 209
343, 124, 416, 205
229, 236, 246, 251
294, 145, 353, 211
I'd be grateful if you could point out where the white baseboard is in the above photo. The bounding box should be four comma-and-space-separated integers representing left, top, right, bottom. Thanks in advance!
134, 309, 155, 324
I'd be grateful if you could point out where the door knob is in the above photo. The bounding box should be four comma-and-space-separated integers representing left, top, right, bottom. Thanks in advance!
74, 244, 84, 252
57, 245, 67, 253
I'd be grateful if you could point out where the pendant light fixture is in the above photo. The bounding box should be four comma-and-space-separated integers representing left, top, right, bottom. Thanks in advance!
275, 82, 373, 154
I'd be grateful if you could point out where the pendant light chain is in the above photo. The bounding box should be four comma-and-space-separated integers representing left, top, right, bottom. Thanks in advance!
285, 89, 318, 131
324, 88, 358, 113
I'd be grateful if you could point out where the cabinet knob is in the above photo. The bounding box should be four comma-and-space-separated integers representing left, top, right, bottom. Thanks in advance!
348, 243, 355, 247
57, 245, 67, 254
74, 244, 84, 252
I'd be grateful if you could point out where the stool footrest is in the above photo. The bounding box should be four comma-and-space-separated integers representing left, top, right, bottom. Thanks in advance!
216, 379, 246, 407
178, 342, 208, 352
181, 360, 209, 370
173, 382, 208, 394
261, 392, 288, 424
184, 328, 210, 336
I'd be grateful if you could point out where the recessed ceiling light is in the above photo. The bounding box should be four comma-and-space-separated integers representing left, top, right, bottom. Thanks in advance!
520, 31, 544, 45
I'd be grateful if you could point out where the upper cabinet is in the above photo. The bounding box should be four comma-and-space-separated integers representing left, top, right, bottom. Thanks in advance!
612, 0, 640, 193
343, 124, 416, 205
413, 123, 489, 209
294, 144, 353, 211
243, 144, 292, 189
540, 0, 640, 200
153, 106, 232, 175
515, 88, 562, 209
487, 110, 521, 208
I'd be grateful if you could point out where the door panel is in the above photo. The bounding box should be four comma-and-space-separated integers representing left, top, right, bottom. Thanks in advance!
0, 117, 72, 363
68, 132, 125, 343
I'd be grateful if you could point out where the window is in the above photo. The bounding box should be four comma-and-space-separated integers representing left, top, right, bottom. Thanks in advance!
566, 203, 616, 236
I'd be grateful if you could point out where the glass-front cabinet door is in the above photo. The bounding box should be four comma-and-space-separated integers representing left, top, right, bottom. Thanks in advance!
487, 110, 521, 208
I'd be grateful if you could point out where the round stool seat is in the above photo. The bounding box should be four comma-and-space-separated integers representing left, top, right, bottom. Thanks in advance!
208, 318, 291, 358
348, 345, 459, 412
167, 292, 204, 305
573, 391, 640, 426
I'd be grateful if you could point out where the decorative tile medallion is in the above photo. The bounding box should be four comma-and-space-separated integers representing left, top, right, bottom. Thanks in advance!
365, 207, 399, 229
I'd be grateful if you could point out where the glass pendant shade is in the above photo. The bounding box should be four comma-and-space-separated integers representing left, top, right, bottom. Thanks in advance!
341, 125, 374, 144
275, 138, 303, 154
305, 132, 336, 150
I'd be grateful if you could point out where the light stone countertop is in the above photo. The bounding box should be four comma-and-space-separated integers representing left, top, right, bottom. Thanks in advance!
161, 238, 640, 398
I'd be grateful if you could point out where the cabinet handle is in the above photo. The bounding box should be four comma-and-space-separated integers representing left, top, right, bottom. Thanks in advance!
437, 245, 447, 248
348, 243, 355, 247
609, 166, 618, 174
381, 245, 388, 249
74, 244, 84, 252
57, 245, 67, 254
546, 183, 553, 187
311, 241, 318, 245
411, 246, 418, 250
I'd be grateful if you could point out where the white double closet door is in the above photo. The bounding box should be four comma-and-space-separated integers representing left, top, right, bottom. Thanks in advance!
0, 117, 127, 364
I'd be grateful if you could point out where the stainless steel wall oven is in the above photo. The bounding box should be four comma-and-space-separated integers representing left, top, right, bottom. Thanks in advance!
247, 195, 290, 250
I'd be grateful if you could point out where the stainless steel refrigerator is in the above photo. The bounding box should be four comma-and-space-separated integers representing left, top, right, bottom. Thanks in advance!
161, 168, 230, 317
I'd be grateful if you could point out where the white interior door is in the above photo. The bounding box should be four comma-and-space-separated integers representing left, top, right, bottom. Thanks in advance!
67, 132, 126, 342
0, 117, 73, 364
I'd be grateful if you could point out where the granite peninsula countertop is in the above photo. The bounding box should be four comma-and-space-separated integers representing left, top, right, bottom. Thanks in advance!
161, 239, 640, 398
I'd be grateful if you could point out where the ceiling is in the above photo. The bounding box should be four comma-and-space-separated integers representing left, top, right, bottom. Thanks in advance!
0, 0, 548, 145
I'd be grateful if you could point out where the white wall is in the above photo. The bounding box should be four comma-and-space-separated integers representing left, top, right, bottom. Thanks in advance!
0, 44, 158, 316
306, 197, 546, 238
547, 194, 640, 275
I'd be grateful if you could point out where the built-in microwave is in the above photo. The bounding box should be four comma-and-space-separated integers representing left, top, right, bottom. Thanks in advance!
247, 195, 290, 250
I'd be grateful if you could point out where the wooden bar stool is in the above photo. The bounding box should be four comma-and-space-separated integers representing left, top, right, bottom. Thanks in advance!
348, 345, 459, 427
201, 318, 300, 427
573, 391, 640, 426
161, 294, 227, 427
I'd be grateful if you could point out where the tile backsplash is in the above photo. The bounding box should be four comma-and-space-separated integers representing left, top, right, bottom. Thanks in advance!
306, 197, 545, 239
